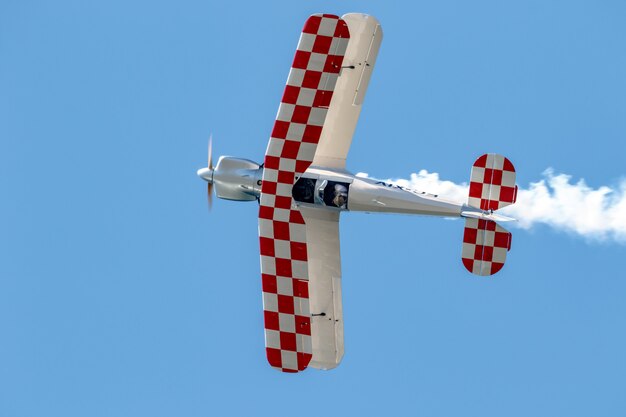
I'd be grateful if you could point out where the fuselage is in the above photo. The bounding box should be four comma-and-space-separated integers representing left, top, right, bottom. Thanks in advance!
295, 166, 463, 217
199, 156, 466, 218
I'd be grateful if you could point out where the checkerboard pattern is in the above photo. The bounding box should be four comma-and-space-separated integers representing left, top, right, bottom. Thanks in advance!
258, 14, 349, 373
462, 218, 512, 276
468, 154, 518, 211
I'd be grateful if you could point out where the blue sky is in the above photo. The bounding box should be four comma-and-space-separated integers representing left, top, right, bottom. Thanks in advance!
2, 1, 626, 416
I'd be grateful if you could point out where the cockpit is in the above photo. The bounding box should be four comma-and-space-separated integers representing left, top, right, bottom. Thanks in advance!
292, 177, 350, 210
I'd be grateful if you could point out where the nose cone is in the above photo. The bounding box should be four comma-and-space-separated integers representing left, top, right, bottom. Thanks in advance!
197, 167, 214, 183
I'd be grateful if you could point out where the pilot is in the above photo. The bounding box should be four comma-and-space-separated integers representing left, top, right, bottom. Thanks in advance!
332, 184, 348, 209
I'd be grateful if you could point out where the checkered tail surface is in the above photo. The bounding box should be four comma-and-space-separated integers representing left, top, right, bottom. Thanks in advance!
462, 218, 512, 276
258, 14, 349, 373
468, 153, 518, 211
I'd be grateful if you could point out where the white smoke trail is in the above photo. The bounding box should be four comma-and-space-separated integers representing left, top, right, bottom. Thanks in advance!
356, 170, 626, 242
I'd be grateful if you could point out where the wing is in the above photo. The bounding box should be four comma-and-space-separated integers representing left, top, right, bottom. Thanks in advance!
312, 14, 383, 169
258, 14, 350, 373
299, 207, 343, 370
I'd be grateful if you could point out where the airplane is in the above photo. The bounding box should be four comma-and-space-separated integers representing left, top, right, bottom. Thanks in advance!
197, 13, 518, 373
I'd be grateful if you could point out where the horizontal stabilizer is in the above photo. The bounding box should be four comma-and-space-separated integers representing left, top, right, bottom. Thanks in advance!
461, 218, 511, 276
468, 154, 517, 211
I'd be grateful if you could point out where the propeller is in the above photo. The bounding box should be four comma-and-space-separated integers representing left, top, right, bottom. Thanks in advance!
207, 135, 213, 209
197, 134, 215, 210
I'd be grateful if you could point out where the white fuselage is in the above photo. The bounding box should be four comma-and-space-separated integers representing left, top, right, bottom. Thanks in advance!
295, 166, 463, 218
199, 157, 507, 222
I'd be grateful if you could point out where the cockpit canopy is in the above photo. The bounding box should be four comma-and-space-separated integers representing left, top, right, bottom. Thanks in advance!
292, 177, 350, 210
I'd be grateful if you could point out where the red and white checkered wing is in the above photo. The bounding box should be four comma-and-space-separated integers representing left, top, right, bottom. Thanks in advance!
258, 14, 349, 373
468, 154, 518, 211
462, 218, 512, 276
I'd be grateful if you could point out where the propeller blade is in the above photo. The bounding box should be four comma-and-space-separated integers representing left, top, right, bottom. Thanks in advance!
207, 182, 213, 210
208, 134, 213, 170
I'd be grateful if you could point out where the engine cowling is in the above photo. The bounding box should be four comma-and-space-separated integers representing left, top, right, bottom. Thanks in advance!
212, 156, 262, 201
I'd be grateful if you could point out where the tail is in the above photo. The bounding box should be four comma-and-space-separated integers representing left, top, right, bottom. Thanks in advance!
462, 154, 517, 276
